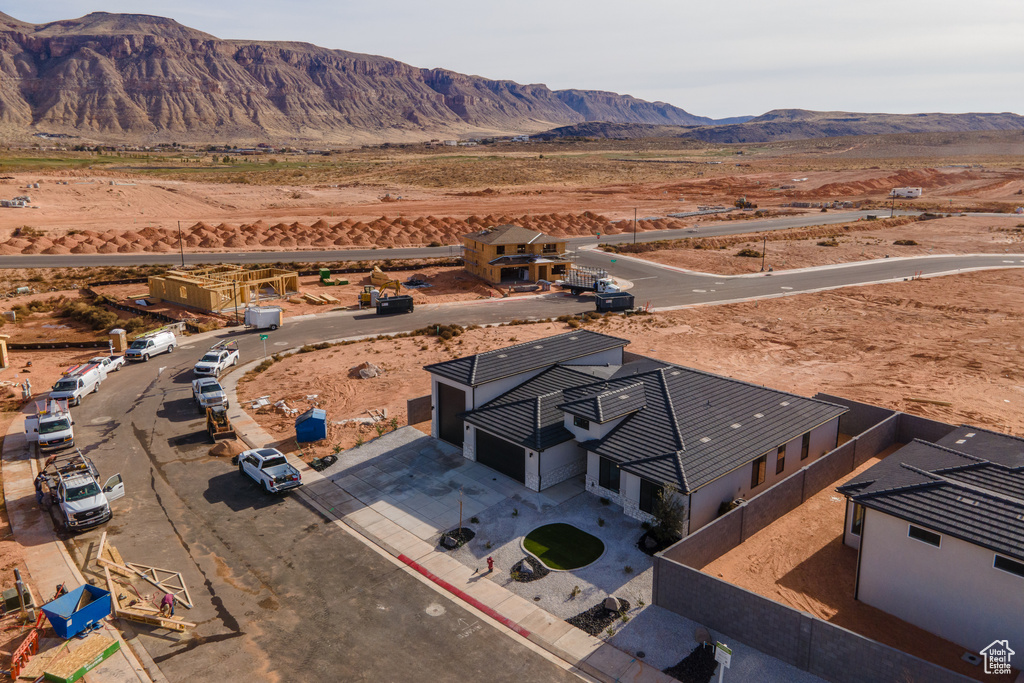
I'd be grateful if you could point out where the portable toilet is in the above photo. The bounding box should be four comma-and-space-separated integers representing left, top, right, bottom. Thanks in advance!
41, 584, 112, 639
295, 408, 327, 443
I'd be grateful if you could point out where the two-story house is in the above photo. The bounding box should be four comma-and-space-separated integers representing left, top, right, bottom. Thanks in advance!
461, 224, 572, 285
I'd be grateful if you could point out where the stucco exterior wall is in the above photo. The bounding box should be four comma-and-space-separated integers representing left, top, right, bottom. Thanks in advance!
857, 508, 1024, 653
538, 441, 586, 488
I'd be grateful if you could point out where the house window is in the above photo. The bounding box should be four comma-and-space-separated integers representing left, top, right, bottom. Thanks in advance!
516, 244, 526, 254
639, 479, 662, 515
543, 244, 557, 253
573, 415, 590, 430
801, 432, 811, 461
775, 446, 786, 475
496, 245, 505, 255
908, 525, 941, 548
994, 555, 1024, 579
850, 503, 865, 536
750, 455, 767, 489
598, 457, 620, 493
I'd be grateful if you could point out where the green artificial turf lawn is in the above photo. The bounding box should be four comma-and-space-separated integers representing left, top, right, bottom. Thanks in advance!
523, 523, 605, 570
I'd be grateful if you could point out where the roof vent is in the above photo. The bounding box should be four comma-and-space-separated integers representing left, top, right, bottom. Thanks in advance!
497, 353, 507, 358
619, 394, 630, 400
754, 413, 764, 419
965, 432, 976, 437
780, 401, 790, 406
955, 495, 980, 507
955, 439, 967, 444
670, 371, 680, 376
568, 336, 578, 340
534, 345, 544, 349
731, 423, 742, 429
700, 437, 711, 443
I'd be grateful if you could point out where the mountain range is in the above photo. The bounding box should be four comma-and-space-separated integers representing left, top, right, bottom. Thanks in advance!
0, 12, 1020, 146
0, 11, 725, 144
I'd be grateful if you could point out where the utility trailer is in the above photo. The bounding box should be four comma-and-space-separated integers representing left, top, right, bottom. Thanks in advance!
244, 306, 282, 331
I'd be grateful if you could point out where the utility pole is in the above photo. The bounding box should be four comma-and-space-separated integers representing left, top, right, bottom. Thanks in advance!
177, 221, 185, 267
890, 192, 896, 218
633, 208, 637, 245
760, 236, 766, 272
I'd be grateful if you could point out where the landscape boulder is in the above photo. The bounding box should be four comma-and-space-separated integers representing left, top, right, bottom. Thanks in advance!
603, 597, 622, 612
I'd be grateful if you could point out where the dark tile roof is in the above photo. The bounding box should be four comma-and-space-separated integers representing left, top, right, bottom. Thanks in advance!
934, 426, 1024, 467
582, 366, 847, 493
424, 330, 629, 387
839, 440, 1024, 561
462, 365, 595, 451
463, 224, 563, 246
559, 382, 647, 424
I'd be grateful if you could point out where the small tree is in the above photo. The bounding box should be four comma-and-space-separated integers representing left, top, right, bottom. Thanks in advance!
651, 485, 685, 546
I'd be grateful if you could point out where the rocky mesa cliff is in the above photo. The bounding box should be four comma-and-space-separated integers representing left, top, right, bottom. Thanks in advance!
0, 11, 712, 144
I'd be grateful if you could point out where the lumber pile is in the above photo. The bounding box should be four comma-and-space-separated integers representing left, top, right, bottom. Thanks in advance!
94, 533, 196, 633
302, 292, 328, 305
43, 633, 119, 683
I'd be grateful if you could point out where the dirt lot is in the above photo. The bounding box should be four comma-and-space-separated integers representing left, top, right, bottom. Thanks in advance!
618, 214, 1024, 274
702, 451, 995, 680
237, 267, 1024, 462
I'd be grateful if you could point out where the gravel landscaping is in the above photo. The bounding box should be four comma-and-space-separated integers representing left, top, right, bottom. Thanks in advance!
447, 489, 653, 621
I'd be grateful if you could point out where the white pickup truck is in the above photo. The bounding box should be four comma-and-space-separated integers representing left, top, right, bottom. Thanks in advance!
192, 377, 228, 411
237, 448, 302, 494
193, 342, 239, 377
89, 356, 125, 376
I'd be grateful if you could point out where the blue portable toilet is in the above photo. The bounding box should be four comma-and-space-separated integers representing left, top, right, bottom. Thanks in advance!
41, 584, 112, 639
295, 408, 327, 443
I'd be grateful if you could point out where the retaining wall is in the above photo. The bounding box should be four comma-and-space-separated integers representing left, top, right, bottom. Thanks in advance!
406, 395, 431, 425
652, 563, 972, 683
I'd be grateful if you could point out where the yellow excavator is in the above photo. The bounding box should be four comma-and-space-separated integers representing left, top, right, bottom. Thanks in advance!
359, 280, 402, 306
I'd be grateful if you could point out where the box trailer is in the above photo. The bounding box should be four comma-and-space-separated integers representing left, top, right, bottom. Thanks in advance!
890, 187, 923, 198
595, 292, 635, 312
244, 306, 282, 330
376, 295, 414, 315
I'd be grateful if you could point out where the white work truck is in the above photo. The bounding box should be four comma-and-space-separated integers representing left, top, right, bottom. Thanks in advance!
88, 356, 125, 376
25, 399, 75, 453
193, 341, 239, 377
50, 363, 103, 406
237, 448, 303, 494
41, 450, 125, 531
192, 377, 228, 411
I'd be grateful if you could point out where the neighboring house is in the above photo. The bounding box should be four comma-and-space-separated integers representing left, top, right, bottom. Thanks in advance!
837, 427, 1024, 654
425, 330, 847, 533
461, 224, 572, 285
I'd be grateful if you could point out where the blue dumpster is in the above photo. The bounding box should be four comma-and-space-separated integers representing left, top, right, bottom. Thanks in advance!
41, 584, 112, 639
295, 408, 327, 444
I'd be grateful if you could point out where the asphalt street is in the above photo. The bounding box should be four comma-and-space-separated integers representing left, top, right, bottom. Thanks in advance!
65, 339, 582, 683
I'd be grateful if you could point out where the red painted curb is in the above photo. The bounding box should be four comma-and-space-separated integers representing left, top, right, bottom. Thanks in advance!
398, 554, 531, 638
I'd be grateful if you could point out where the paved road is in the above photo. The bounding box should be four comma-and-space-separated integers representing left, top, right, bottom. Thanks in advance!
66, 336, 582, 683
0, 210, 922, 267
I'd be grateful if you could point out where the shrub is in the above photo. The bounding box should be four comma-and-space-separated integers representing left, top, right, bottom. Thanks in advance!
121, 317, 149, 334
894, 239, 918, 246
651, 485, 686, 546
599, 497, 610, 506
566, 318, 581, 329
469, 516, 479, 524
623, 565, 634, 574
597, 517, 606, 527
736, 248, 762, 258
817, 238, 839, 247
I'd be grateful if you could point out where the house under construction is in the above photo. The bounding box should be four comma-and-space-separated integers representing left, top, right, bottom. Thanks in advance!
148, 265, 299, 314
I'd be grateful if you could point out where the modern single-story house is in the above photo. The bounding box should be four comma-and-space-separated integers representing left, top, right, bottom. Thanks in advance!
461, 224, 572, 284
837, 427, 1024, 654
425, 330, 847, 534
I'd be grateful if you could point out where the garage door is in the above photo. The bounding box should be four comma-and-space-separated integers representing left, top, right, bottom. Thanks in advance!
475, 430, 526, 483
437, 382, 466, 446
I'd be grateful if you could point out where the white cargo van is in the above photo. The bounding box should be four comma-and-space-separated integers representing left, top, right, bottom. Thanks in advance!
50, 365, 103, 406
125, 328, 177, 362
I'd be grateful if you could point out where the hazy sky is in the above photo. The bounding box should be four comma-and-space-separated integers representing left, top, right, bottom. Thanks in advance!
8, 1, 1023, 119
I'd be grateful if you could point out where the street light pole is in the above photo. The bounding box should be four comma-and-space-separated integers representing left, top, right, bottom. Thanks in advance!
177, 221, 185, 267
760, 236, 766, 272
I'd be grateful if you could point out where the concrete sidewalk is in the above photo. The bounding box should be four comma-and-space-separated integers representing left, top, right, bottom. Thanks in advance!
2, 411, 164, 683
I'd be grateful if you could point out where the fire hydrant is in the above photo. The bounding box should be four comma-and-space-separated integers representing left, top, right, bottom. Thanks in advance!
486, 557, 494, 573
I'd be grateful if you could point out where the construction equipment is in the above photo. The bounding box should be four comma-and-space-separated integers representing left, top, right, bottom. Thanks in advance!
318, 268, 349, 286
734, 196, 756, 209
206, 406, 236, 442
359, 280, 402, 306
